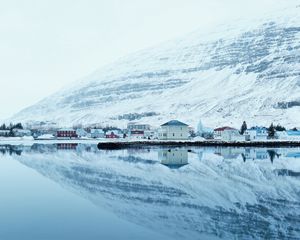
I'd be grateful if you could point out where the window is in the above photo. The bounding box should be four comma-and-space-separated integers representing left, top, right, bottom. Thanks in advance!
173, 133, 175, 136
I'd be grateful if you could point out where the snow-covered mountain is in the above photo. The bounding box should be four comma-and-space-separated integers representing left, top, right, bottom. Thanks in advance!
11, 145, 300, 239
12, 5, 300, 128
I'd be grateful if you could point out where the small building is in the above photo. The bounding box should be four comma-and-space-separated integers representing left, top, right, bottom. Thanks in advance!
0, 130, 10, 137
276, 130, 300, 141
12, 129, 32, 137
213, 127, 235, 140
76, 128, 88, 138
36, 134, 55, 140
90, 129, 105, 138
57, 129, 78, 139
129, 130, 145, 138
144, 130, 156, 139
213, 127, 244, 141
222, 128, 245, 142
158, 120, 189, 140
244, 127, 268, 141
106, 129, 122, 139
127, 122, 150, 131
286, 130, 300, 140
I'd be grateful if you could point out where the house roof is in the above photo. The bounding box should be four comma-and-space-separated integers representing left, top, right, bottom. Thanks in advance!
161, 120, 188, 127
214, 126, 236, 131
287, 130, 300, 136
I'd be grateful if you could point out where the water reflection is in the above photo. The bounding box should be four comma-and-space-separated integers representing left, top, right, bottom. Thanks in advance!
159, 149, 188, 168
1, 144, 300, 239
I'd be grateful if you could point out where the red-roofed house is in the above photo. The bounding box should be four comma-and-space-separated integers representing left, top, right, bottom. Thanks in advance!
213, 126, 244, 141
213, 127, 235, 140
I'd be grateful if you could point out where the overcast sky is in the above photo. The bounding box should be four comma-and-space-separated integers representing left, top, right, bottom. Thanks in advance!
0, 0, 296, 120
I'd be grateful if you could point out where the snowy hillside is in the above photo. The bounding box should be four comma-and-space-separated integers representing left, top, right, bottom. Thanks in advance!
11, 5, 300, 128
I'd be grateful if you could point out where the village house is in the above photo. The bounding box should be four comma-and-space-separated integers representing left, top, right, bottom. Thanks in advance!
213, 127, 244, 141
0, 130, 10, 137
158, 120, 189, 140
127, 122, 151, 138
76, 128, 88, 138
12, 129, 32, 137
244, 127, 268, 141
127, 122, 150, 131
36, 134, 55, 140
56, 129, 78, 139
276, 130, 300, 141
105, 129, 123, 139
144, 130, 156, 139
213, 127, 235, 140
129, 130, 145, 138
90, 129, 105, 138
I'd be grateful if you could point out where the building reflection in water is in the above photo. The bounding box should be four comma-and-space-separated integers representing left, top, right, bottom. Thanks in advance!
158, 149, 188, 169
56, 143, 78, 150
3, 144, 300, 239
214, 147, 244, 160
213, 147, 285, 163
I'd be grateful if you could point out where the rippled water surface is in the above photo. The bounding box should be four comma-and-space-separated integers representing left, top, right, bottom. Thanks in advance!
1, 143, 300, 240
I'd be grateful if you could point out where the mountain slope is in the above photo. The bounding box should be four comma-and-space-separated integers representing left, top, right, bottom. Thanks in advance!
12, 5, 300, 128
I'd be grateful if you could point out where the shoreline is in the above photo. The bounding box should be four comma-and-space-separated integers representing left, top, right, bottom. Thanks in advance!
2, 138, 300, 148
97, 140, 300, 149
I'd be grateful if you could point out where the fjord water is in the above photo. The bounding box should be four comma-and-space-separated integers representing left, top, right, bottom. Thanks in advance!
0, 144, 300, 240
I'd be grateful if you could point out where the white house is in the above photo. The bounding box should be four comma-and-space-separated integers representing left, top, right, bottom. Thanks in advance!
244, 127, 268, 141
12, 129, 32, 137
213, 127, 244, 141
222, 129, 245, 142
76, 128, 88, 138
144, 130, 156, 139
0, 130, 10, 137
213, 127, 235, 140
129, 130, 145, 139
158, 120, 189, 140
90, 129, 105, 138
127, 122, 150, 131
276, 130, 300, 141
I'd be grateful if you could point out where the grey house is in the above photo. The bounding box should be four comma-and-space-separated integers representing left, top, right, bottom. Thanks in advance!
158, 120, 189, 140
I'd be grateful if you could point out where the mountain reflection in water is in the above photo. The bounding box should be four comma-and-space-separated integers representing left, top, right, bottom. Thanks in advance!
2, 143, 300, 239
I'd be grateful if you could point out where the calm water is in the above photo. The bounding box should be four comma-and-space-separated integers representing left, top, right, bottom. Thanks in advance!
1, 143, 300, 240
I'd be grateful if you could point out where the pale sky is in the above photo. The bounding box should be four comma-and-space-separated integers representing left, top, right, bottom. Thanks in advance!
0, 0, 296, 120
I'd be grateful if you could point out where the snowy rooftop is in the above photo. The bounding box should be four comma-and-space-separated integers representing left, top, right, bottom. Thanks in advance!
161, 120, 188, 127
